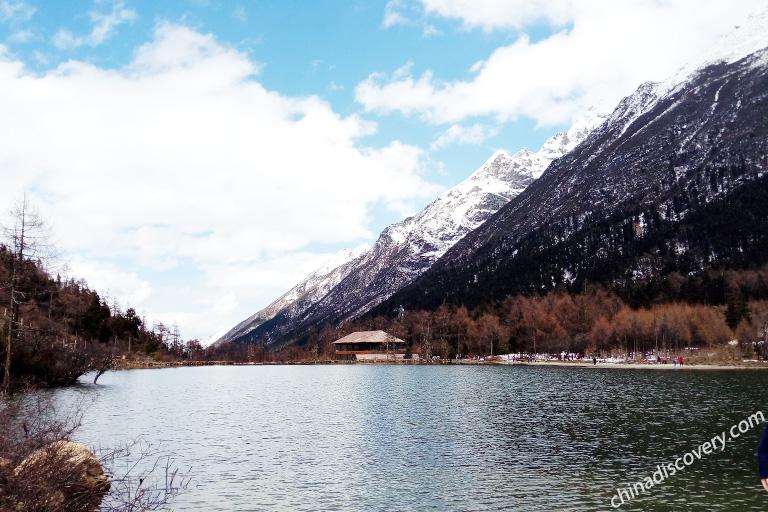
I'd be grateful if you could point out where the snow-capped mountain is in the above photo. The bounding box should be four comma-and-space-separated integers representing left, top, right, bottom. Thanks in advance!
225, 106, 608, 344
598, 3, 768, 151
372, 7, 768, 314
217, 246, 367, 344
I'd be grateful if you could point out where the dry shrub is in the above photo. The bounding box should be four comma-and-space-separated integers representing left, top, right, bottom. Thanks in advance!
0, 394, 188, 512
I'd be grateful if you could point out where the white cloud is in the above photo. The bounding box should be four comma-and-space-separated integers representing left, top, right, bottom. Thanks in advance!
0, 1, 35, 23
182, 250, 359, 343
0, 23, 441, 340
8, 28, 32, 42
383, 0, 410, 28
233, 6, 247, 22
53, 2, 137, 49
67, 257, 153, 307
422, 24, 442, 37
51, 29, 81, 49
359, 0, 767, 126
90, 2, 137, 44
431, 123, 498, 149
31, 49, 48, 65
420, 0, 575, 30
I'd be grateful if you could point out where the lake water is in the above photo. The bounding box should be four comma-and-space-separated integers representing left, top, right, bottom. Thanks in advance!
52, 364, 768, 511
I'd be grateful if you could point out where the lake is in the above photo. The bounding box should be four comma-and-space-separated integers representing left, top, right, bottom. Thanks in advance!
52, 364, 768, 511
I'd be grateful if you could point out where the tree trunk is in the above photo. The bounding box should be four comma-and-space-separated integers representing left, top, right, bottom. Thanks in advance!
2, 263, 17, 394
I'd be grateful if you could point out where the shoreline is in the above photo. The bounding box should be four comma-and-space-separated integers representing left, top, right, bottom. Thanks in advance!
506, 360, 768, 370
114, 358, 768, 370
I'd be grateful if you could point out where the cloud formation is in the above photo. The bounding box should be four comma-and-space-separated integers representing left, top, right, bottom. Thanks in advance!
0, 1, 35, 23
431, 123, 498, 149
53, 2, 137, 49
383, 0, 410, 29
362, 0, 766, 126
0, 23, 441, 339
419, 0, 576, 30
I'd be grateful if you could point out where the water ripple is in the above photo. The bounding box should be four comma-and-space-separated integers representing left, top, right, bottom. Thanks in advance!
51, 365, 768, 511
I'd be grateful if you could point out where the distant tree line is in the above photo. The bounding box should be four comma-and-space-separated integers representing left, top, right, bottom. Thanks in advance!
240, 268, 768, 364
351, 289, 768, 361
0, 195, 205, 392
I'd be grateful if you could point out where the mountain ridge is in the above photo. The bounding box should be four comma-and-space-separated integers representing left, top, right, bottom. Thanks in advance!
216, 246, 368, 344
370, 22, 768, 315
222, 6, 768, 345
221, 106, 608, 344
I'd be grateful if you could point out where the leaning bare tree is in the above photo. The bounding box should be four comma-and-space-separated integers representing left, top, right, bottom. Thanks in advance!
1, 193, 57, 395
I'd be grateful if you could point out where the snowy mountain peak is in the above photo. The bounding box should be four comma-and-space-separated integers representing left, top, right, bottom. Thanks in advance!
655, 6, 768, 99
469, 107, 609, 184
567, 103, 610, 140
691, 2, 768, 69
512, 147, 533, 157
466, 148, 533, 185
605, 8, 768, 145
534, 105, 610, 178
485, 149, 510, 165
221, 102, 612, 344
385, 14, 768, 316
216, 245, 367, 343
311, 246, 368, 277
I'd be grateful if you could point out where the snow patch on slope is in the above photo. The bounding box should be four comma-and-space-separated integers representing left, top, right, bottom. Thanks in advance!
609, 2, 768, 137
674, 2, 768, 79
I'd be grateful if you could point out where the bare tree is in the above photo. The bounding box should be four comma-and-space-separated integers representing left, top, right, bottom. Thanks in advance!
171, 322, 181, 354
1, 193, 58, 394
88, 344, 118, 385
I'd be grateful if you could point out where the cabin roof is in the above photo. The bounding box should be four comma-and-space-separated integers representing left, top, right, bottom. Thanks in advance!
332, 330, 406, 345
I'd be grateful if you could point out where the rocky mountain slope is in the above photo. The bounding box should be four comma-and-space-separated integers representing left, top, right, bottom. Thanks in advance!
372, 7, 768, 315
222, 107, 608, 344
217, 247, 367, 343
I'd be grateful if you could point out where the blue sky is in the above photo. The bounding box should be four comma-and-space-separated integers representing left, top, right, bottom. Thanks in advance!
6, 0, 551, 194
0, 0, 764, 341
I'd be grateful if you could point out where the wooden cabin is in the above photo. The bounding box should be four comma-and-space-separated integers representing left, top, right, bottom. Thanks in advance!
333, 330, 407, 361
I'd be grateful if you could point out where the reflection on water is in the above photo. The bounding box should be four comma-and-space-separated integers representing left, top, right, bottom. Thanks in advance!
52, 365, 768, 511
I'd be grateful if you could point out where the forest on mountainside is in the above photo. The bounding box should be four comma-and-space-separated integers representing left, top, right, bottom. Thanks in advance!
0, 242, 193, 390
7, 235, 765, 371
0, 237, 278, 390
346, 174, 768, 361
0, 196, 211, 392
263, 267, 768, 363
371, 172, 768, 317
267, 175, 768, 362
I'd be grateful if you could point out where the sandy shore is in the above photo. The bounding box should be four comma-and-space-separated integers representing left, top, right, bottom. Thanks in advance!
503, 360, 768, 370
